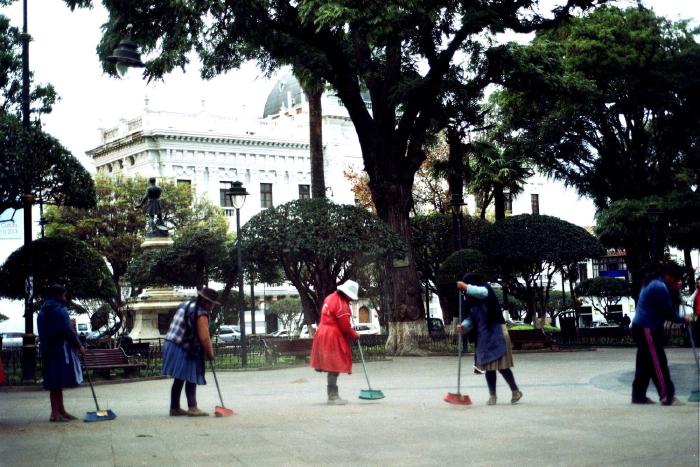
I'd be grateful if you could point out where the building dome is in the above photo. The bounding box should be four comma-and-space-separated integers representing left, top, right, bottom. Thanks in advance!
263, 73, 304, 118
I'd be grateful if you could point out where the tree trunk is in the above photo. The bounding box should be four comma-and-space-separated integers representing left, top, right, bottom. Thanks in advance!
684, 248, 694, 290
494, 183, 505, 221
372, 181, 427, 355
308, 87, 326, 198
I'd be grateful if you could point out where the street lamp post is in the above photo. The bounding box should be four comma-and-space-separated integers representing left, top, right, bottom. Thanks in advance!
227, 181, 249, 367
20, 0, 36, 383
646, 203, 662, 265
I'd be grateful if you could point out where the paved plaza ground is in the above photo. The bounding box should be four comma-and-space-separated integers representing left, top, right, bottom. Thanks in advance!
1, 347, 699, 466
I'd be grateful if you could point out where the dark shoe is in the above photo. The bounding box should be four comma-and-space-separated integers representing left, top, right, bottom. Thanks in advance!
487, 395, 497, 406
187, 407, 209, 417
169, 408, 188, 416
60, 412, 78, 420
631, 398, 656, 405
511, 390, 523, 404
49, 416, 69, 423
327, 385, 348, 406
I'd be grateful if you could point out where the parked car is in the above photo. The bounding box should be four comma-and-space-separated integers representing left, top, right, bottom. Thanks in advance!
299, 324, 317, 339
268, 329, 291, 338
353, 323, 380, 335
216, 325, 240, 343
1, 332, 24, 349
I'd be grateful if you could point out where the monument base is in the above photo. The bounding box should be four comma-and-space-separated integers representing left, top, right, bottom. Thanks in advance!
129, 288, 182, 340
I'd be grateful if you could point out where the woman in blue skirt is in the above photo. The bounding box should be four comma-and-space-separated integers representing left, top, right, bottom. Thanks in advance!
162, 287, 218, 416
37, 284, 85, 422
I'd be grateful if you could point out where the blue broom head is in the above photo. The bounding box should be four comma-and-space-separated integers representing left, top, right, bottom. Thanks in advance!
359, 389, 385, 400
84, 409, 117, 422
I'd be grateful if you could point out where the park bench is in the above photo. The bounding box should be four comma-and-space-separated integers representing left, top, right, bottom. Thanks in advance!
508, 329, 552, 350
266, 338, 313, 364
83, 347, 145, 378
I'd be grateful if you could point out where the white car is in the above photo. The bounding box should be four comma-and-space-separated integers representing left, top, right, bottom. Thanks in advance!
1, 332, 24, 349
353, 324, 380, 335
216, 325, 240, 343
269, 329, 291, 338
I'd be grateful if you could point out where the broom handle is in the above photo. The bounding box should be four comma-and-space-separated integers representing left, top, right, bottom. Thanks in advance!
688, 325, 700, 372
81, 354, 101, 412
356, 338, 373, 390
210, 360, 225, 407
456, 289, 463, 394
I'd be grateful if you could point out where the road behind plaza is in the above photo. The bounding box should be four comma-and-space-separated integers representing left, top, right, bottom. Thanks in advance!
1, 348, 698, 467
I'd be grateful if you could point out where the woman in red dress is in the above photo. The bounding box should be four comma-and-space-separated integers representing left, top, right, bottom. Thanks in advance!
310, 280, 360, 405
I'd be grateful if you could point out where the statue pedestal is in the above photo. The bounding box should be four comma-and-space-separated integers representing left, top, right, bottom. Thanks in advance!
129, 236, 180, 341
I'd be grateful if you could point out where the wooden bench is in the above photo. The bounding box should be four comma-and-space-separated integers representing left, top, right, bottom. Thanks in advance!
508, 329, 552, 350
83, 348, 145, 378
266, 338, 313, 364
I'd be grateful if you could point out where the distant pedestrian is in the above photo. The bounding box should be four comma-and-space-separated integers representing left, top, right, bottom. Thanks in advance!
37, 284, 85, 422
456, 273, 522, 406
310, 280, 361, 405
162, 287, 219, 416
631, 261, 691, 406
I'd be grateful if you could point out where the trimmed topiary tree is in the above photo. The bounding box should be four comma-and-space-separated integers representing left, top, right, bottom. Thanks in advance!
481, 214, 605, 325
0, 236, 116, 301
243, 198, 404, 333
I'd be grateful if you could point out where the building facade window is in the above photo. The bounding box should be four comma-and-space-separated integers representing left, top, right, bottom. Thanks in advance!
219, 181, 233, 207
177, 179, 192, 188
592, 256, 628, 279
298, 184, 310, 199
261, 183, 273, 208
531, 193, 540, 215
577, 262, 589, 282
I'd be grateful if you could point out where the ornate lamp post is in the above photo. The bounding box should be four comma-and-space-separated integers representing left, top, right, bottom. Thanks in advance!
646, 203, 662, 265
227, 181, 249, 367
19, 0, 36, 383
106, 24, 146, 77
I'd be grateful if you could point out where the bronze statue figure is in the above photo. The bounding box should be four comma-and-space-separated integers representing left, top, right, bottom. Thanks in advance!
137, 177, 168, 236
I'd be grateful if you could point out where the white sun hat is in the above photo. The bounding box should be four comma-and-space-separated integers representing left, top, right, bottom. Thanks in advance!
336, 280, 359, 301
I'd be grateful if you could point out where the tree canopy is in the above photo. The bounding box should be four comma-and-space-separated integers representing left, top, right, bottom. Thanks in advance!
492, 5, 700, 293
481, 214, 605, 324
575, 276, 631, 320
0, 236, 116, 300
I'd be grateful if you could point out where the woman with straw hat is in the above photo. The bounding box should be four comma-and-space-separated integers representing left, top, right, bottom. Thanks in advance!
162, 287, 219, 416
310, 280, 361, 405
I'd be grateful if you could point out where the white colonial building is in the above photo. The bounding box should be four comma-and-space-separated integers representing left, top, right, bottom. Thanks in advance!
87, 73, 363, 227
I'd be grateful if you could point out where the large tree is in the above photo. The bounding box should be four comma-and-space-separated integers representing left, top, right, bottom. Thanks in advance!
492, 5, 700, 295
65, 0, 603, 352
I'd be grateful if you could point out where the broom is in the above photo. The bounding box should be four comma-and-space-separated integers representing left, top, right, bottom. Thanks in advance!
356, 337, 385, 400
210, 361, 235, 416
82, 356, 117, 422
444, 288, 472, 406
687, 325, 700, 403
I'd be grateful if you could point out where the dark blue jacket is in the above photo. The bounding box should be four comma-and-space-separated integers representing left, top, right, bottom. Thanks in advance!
632, 277, 684, 330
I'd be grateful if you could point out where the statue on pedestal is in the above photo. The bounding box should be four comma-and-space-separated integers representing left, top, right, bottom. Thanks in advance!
137, 177, 168, 237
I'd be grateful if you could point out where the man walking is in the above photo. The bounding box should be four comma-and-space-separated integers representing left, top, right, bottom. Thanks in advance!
631, 261, 691, 406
